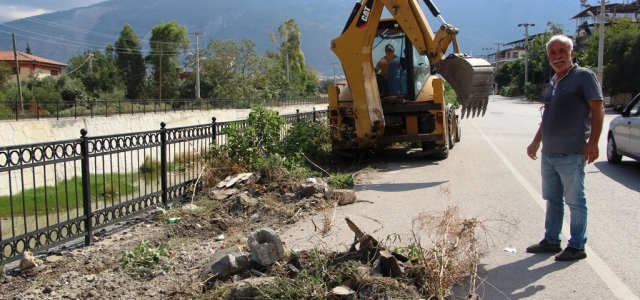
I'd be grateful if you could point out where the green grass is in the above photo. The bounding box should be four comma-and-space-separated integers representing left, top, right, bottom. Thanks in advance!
0, 173, 140, 218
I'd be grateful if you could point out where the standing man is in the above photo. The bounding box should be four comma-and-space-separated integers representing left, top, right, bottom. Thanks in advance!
525, 35, 604, 261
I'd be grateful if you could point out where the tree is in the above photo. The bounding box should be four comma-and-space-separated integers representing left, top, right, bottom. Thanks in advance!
115, 24, 146, 100
65, 46, 123, 99
199, 38, 275, 99
270, 19, 319, 97
0, 62, 12, 88
148, 20, 190, 100
579, 18, 640, 95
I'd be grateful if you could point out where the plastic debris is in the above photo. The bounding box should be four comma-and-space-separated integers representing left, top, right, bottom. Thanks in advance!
165, 217, 181, 224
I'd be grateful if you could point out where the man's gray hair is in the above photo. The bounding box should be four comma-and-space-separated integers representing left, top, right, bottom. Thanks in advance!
546, 35, 574, 53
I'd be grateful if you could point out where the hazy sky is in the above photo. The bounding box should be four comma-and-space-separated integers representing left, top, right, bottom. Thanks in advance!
0, 0, 104, 23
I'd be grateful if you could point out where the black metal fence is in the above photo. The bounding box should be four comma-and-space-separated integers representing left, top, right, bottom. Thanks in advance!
0, 108, 328, 263
0, 97, 328, 121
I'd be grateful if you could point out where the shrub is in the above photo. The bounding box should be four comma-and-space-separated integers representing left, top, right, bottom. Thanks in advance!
281, 118, 331, 163
222, 106, 285, 168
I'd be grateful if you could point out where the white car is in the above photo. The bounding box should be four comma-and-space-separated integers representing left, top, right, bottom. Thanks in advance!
607, 93, 640, 163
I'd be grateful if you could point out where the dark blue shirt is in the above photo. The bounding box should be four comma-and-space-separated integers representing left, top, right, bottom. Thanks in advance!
541, 65, 602, 154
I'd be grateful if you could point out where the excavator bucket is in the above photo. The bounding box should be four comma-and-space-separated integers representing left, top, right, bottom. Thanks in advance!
435, 54, 494, 118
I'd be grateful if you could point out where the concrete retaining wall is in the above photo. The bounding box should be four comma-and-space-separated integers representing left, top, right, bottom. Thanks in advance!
0, 104, 322, 146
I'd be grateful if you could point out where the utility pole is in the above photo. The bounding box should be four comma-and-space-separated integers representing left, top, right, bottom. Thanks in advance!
597, 0, 605, 90
12, 33, 23, 111
85, 52, 94, 74
518, 22, 535, 85
159, 43, 162, 100
189, 32, 203, 99
332, 63, 337, 85
493, 42, 503, 70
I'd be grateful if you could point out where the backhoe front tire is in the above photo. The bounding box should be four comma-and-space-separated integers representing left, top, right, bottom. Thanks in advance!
448, 110, 457, 150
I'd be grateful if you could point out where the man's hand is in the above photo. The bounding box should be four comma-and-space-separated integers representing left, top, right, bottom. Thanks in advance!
584, 141, 599, 164
527, 141, 540, 160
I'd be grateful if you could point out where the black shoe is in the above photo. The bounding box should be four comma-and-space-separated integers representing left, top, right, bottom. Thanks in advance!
525, 239, 562, 253
555, 247, 587, 261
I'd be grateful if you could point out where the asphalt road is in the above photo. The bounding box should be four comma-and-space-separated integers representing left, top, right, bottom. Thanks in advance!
282, 95, 640, 299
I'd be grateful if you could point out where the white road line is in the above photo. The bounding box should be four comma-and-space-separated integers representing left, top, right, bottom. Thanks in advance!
472, 119, 639, 300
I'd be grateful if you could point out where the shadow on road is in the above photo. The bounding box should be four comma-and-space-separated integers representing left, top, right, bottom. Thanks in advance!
593, 161, 640, 193
355, 181, 448, 192
468, 254, 571, 299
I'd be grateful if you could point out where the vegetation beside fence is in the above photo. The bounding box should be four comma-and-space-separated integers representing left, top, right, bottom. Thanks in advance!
0, 97, 327, 121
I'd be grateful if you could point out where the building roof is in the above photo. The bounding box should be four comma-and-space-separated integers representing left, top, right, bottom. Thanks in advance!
0, 51, 67, 67
571, 3, 640, 19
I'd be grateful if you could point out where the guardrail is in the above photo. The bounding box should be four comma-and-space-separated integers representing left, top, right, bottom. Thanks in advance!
0, 97, 328, 121
0, 108, 328, 263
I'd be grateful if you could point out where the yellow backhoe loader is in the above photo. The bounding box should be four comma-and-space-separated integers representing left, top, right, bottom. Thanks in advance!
328, 0, 493, 158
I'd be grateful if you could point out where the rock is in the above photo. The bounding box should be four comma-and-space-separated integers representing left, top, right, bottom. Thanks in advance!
332, 286, 355, 296
250, 213, 260, 221
239, 193, 258, 207
281, 193, 297, 203
331, 189, 356, 206
247, 228, 285, 266
379, 251, 404, 278
45, 255, 63, 264
19, 251, 41, 270
296, 185, 316, 198
42, 286, 53, 294
199, 246, 245, 278
182, 203, 200, 211
228, 277, 276, 299
210, 254, 250, 279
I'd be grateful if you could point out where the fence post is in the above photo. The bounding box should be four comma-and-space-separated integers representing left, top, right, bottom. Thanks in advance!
160, 122, 168, 206
313, 107, 316, 122
36, 100, 40, 120
296, 109, 300, 122
212, 117, 217, 146
80, 129, 93, 246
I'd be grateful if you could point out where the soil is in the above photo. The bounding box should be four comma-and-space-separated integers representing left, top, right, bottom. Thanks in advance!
0, 174, 365, 300
0, 162, 480, 300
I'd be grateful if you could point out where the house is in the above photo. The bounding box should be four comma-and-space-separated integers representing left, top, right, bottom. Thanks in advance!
0, 51, 67, 82
571, 2, 640, 51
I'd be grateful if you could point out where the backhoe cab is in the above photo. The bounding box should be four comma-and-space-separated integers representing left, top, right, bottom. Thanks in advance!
327, 0, 492, 158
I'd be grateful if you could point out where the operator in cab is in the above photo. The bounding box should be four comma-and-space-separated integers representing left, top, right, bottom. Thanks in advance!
375, 44, 397, 78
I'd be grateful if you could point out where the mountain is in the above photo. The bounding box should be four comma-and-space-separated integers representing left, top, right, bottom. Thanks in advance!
0, 0, 580, 75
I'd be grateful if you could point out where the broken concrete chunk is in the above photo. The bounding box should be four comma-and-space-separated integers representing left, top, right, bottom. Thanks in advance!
199, 245, 244, 278
217, 173, 254, 188
210, 254, 250, 279
238, 193, 258, 207
247, 228, 285, 266
331, 189, 356, 206
210, 187, 240, 200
